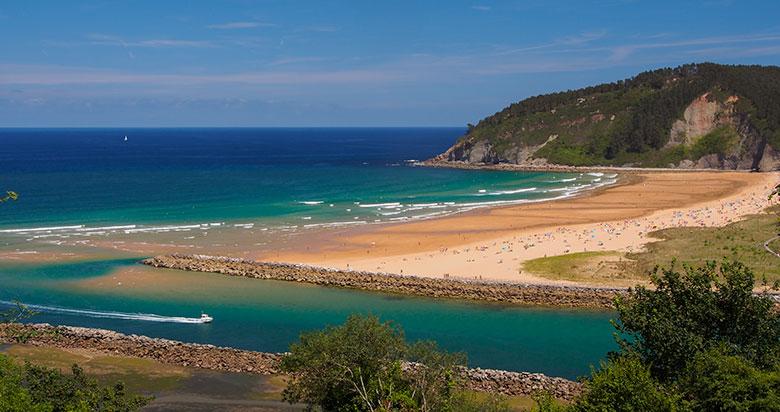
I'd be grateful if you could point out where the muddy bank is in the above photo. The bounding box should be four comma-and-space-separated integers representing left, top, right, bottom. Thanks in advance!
0, 323, 582, 400
143, 254, 623, 308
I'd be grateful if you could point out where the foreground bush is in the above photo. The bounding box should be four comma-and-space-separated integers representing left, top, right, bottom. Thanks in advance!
554, 260, 780, 411
280, 314, 507, 411
0, 354, 150, 411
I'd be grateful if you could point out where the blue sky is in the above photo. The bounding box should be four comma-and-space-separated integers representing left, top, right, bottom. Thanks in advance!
1, 0, 779, 127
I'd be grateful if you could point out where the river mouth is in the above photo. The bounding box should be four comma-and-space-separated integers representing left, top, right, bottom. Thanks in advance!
0, 258, 615, 380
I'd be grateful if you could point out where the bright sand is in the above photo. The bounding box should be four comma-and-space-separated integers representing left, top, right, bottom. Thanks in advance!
267, 171, 780, 286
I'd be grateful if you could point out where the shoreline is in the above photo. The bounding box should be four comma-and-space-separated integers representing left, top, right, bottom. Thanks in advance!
0, 323, 582, 400
267, 171, 778, 286
418, 159, 769, 174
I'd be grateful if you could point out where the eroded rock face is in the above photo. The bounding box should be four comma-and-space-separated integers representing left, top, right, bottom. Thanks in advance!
667, 93, 734, 147
759, 144, 780, 171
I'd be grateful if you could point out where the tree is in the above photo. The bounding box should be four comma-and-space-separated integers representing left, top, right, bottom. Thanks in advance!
0, 354, 151, 411
573, 355, 683, 412
280, 314, 408, 411
280, 314, 506, 412
613, 260, 780, 381
680, 347, 780, 411
560, 260, 780, 411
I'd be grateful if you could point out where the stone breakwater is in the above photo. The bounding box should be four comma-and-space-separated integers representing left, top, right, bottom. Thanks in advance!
0, 323, 281, 374
143, 254, 624, 308
463, 367, 581, 400
0, 323, 582, 400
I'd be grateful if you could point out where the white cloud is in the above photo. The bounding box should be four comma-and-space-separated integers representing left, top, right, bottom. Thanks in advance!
206, 21, 276, 30
471, 5, 491, 11
0, 64, 407, 87
84, 33, 215, 48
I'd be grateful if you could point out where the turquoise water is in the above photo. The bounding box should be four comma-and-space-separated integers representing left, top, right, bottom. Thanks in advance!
0, 259, 615, 379
0, 128, 614, 238
0, 128, 619, 379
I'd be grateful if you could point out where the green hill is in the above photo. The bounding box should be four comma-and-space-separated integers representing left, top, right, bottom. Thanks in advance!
435, 63, 780, 170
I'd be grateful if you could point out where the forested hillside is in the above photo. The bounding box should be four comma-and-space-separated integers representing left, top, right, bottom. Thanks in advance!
436, 63, 780, 170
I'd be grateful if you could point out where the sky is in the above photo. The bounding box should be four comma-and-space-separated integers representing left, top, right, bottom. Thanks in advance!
1, 0, 780, 127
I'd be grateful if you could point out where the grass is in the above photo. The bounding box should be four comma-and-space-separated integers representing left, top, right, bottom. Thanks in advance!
463, 390, 569, 411
2, 344, 293, 405
522, 251, 645, 286
523, 207, 780, 286
2, 345, 188, 393
631, 208, 780, 283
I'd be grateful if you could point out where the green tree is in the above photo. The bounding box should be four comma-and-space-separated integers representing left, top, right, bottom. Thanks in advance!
0, 354, 150, 411
573, 355, 683, 412
280, 314, 506, 412
680, 347, 780, 411
613, 260, 780, 381
280, 314, 408, 410
562, 260, 780, 411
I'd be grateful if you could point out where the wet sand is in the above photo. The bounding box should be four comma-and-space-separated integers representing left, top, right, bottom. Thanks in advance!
267, 171, 779, 286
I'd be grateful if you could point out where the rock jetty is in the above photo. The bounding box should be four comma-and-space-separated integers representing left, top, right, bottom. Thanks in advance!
0, 323, 280, 374
143, 254, 624, 308
0, 323, 582, 400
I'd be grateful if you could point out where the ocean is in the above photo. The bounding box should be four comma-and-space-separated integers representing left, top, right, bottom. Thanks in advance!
0, 128, 618, 378
0, 128, 614, 235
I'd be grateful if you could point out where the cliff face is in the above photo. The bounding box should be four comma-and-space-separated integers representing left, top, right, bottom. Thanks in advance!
436, 63, 780, 170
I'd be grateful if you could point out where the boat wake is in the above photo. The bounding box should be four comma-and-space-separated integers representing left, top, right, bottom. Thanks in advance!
0, 300, 211, 324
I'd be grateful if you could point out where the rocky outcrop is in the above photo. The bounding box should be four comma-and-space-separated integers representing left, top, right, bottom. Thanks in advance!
143, 254, 624, 308
0, 323, 582, 400
667, 93, 733, 148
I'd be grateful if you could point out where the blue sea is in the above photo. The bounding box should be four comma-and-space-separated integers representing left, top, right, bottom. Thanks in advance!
0, 128, 618, 378
0, 128, 613, 235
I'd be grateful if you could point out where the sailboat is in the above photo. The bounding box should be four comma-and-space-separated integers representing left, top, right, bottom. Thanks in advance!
123, 135, 128, 142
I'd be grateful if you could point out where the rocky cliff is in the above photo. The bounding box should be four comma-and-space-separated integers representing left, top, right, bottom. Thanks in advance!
435, 63, 780, 170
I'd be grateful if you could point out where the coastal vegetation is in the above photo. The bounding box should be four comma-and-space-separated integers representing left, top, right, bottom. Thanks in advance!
0, 304, 151, 411
535, 260, 780, 411
280, 313, 514, 411
0, 356, 151, 412
523, 206, 780, 285
439, 63, 780, 170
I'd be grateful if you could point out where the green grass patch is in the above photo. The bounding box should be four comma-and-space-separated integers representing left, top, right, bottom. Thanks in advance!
522, 251, 644, 286
630, 209, 780, 283
2, 345, 188, 393
523, 208, 780, 287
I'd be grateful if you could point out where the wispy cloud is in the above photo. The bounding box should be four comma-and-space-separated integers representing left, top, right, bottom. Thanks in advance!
471, 5, 491, 11
602, 32, 780, 61
297, 25, 340, 33
0, 64, 406, 87
85, 33, 216, 48
206, 21, 276, 30
496, 30, 607, 55
267, 56, 328, 66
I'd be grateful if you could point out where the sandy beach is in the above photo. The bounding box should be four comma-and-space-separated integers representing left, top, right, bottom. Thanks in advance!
267, 171, 779, 286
